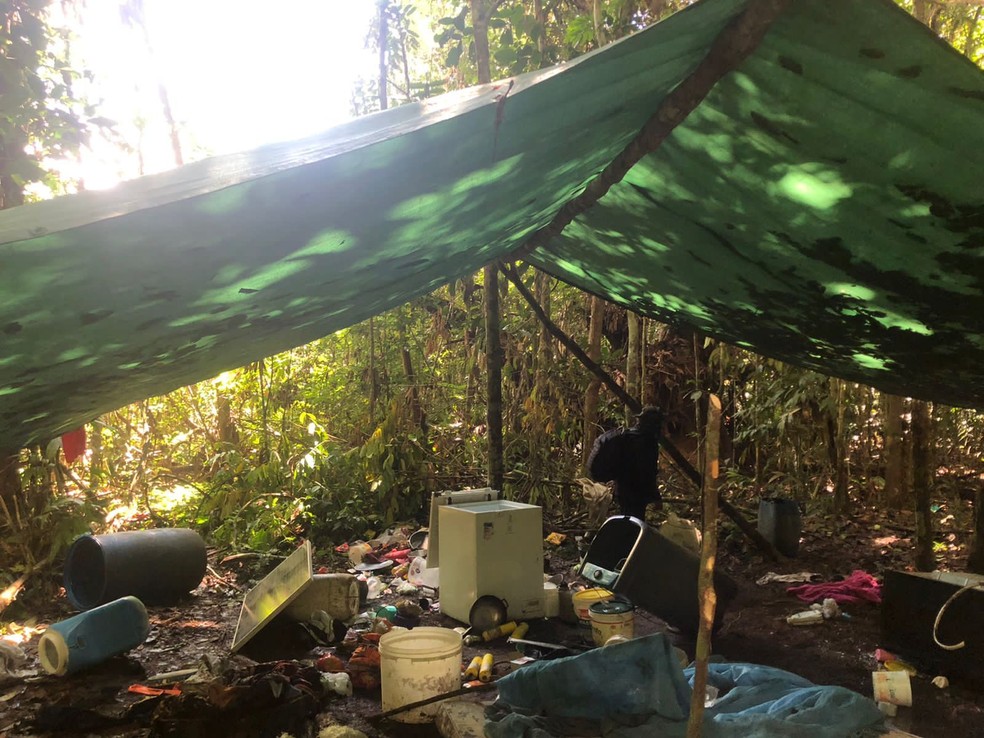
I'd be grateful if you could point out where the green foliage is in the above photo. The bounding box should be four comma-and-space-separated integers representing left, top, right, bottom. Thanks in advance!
1, 448, 102, 574
0, 1, 99, 205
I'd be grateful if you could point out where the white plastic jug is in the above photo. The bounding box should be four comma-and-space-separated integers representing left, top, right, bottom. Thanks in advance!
408, 556, 440, 590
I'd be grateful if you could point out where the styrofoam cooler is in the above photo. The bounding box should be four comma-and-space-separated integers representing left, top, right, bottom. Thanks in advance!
578, 515, 738, 635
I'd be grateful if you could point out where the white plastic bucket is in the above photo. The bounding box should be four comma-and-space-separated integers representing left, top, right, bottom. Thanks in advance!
379, 627, 462, 722
589, 599, 635, 647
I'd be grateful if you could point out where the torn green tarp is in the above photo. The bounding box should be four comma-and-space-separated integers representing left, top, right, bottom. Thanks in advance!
0, 0, 982, 450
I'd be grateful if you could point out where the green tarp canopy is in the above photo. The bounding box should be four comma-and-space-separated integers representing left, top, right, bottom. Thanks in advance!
2, 0, 983, 450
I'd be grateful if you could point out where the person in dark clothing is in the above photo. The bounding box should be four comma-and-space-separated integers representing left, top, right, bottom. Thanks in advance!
587, 406, 663, 521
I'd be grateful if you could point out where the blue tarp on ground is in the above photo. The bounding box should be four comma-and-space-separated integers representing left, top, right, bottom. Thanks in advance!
486, 634, 885, 738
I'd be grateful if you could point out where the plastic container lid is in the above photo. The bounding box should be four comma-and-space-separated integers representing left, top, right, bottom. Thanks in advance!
589, 599, 634, 616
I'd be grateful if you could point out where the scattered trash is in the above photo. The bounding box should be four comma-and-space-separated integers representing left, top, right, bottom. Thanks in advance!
478, 652, 495, 682
365, 577, 385, 600
932, 675, 949, 689
321, 671, 353, 696
872, 669, 913, 707
576, 477, 612, 529
787, 570, 881, 605
878, 700, 898, 717
320, 725, 367, 738
0, 639, 30, 680
787, 610, 824, 626
812, 597, 840, 620
408, 557, 440, 590
464, 655, 482, 679
127, 683, 181, 697
885, 659, 917, 676
704, 683, 720, 708
316, 654, 346, 673
756, 571, 822, 585
347, 542, 373, 566
874, 648, 897, 663
659, 512, 702, 555
544, 532, 567, 546
481, 620, 517, 642
347, 643, 382, 690
393, 579, 418, 596
38, 595, 150, 675
149, 659, 324, 738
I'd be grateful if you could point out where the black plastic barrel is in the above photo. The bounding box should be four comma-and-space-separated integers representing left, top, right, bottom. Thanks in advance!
757, 498, 802, 557
64, 529, 207, 610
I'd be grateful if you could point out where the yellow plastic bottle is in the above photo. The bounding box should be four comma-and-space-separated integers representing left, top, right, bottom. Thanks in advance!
478, 652, 495, 682
482, 621, 517, 642
464, 655, 483, 680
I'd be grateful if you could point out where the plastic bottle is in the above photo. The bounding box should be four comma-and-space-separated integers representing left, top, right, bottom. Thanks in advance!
464, 655, 483, 679
39, 596, 150, 676
478, 652, 495, 682
482, 621, 517, 642
348, 542, 373, 566
365, 577, 385, 600
511, 622, 530, 640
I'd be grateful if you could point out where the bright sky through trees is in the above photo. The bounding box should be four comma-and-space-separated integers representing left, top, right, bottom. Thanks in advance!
69, 1, 377, 188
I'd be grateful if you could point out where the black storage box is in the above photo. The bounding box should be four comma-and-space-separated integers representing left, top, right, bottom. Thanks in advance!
578, 515, 739, 635
881, 570, 984, 683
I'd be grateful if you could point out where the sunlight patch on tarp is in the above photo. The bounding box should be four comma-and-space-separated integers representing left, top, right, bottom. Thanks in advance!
776, 167, 853, 210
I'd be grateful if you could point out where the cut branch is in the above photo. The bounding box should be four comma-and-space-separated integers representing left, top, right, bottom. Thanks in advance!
513, 0, 790, 258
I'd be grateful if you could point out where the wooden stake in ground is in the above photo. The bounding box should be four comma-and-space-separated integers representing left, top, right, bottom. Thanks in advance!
686, 393, 722, 738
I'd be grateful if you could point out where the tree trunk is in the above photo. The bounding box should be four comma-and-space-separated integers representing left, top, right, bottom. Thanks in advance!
968, 485, 984, 574
965, 7, 983, 60
686, 393, 722, 738
883, 393, 906, 508
534, 0, 546, 55
830, 378, 849, 512
625, 312, 641, 422
535, 269, 552, 381
912, 0, 932, 24
472, 0, 504, 490
484, 265, 504, 490
592, 0, 607, 45
378, 0, 389, 111
470, 1, 492, 85
912, 400, 935, 572
401, 348, 426, 435
582, 295, 605, 472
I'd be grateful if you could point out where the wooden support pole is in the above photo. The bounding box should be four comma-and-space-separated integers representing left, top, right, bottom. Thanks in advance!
687, 394, 722, 738
500, 263, 780, 560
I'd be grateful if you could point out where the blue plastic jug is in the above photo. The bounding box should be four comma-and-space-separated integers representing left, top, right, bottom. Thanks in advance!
38, 596, 150, 675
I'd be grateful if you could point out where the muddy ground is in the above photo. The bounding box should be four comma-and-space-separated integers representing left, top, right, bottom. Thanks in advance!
2, 502, 984, 738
